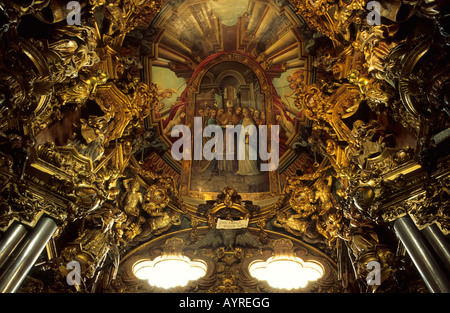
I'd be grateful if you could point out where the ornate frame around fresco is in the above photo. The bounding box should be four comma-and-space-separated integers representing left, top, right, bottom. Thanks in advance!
178, 52, 282, 201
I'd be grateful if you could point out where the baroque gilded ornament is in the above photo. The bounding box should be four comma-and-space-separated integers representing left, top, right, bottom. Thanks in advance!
0, 0, 448, 295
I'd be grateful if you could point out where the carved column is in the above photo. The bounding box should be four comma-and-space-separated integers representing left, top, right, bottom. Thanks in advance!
0, 217, 57, 293
0, 223, 28, 271
421, 224, 450, 274
394, 216, 450, 293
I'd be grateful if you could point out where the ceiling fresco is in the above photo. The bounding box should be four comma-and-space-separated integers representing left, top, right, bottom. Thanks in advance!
125, 0, 323, 204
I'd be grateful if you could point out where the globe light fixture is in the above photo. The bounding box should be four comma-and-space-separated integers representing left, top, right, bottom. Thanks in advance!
249, 239, 324, 290
133, 255, 207, 289
132, 238, 207, 289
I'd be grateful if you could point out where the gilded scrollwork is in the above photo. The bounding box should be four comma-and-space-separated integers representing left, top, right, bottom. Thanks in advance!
57, 71, 109, 107
381, 177, 450, 235
60, 203, 126, 282
95, 0, 162, 50
0, 0, 448, 295
93, 81, 158, 143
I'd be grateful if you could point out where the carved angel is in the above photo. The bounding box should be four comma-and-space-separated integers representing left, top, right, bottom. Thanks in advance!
314, 176, 336, 212
148, 209, 181, 234
338, 215, 380, 260
124, 208, 181, 246
122, 179, 143, 219
274, 211, 322, 244
315, 208, 343, 245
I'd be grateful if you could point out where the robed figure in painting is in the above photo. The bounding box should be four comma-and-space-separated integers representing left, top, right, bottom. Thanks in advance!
236, 107, 259, 176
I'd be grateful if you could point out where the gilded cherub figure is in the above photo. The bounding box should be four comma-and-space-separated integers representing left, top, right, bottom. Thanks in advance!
148, 209, 181, 235
217, 186, 242, 208
274, 211, 322, 244
119, 179, 144, 242
315, 208, 343, 245
142, 185, 169, 214
122, 179, 143, 220
314, 176, 336, 213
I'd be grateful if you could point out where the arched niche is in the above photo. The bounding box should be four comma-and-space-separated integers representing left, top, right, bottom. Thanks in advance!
179, 52, 281, 201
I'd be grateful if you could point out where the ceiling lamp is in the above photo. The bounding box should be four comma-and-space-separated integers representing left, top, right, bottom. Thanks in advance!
248, 239, 324, 290
133, 255, 207, 289
132, 238, 207, 289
